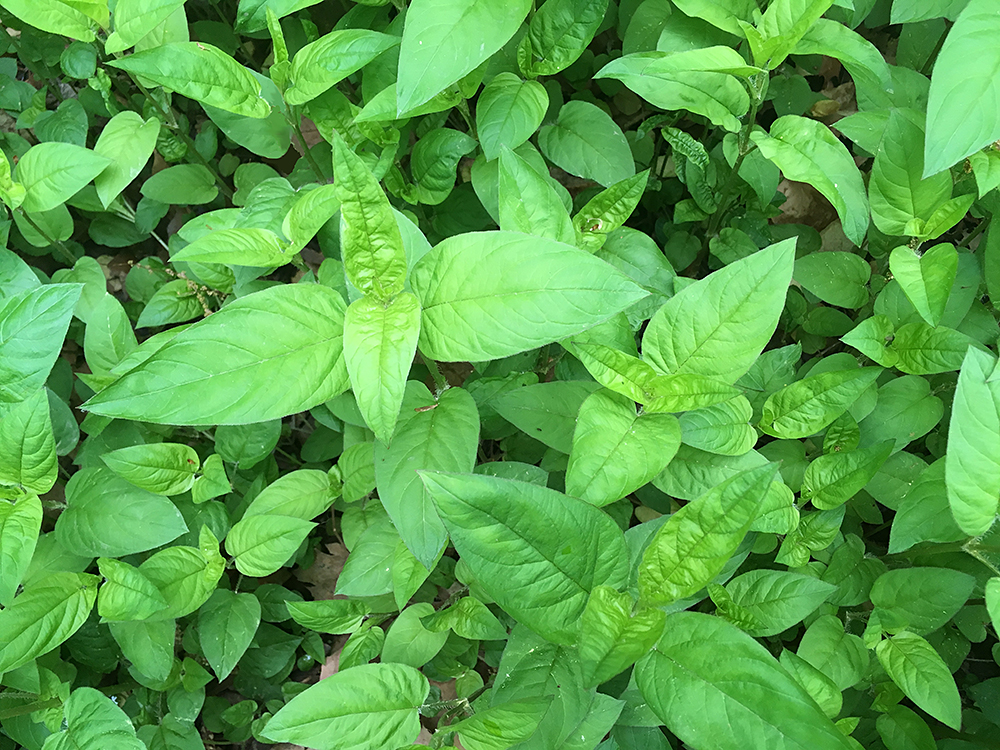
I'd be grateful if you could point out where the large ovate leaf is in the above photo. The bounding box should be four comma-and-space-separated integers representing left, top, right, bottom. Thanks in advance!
0, 494, 42, 605
0, 0, 97, 41
199, 589, 261, 681
537, 101, 636, 187
642, 239, 795, 383
263, 663, 429, 749
420, 472, 629, 644
82, 284, 348, 425
476, 73, 549, 160
875, 631, 961, 730
923, 0, 1000, 176
105, 0, 186, 52
101, 442, 200, 496
41, 687, 144, 750
761, 368, 882, 439
411, 231, 647, 361
396, 0, 530, 114
286, 30, 400, 105
577, 585, 665, 688
635, 612, 853, 750
16, 142, 110, 215
107, 42, 270, 118
0, 389, 57, 494
93, 112, 160, 208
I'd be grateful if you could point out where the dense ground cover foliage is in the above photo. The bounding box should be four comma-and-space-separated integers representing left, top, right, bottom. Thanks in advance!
2, 0, 1000, 748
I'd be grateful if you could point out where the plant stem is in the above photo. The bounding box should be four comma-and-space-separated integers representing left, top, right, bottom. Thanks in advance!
419, 350, 448, 393
288, 110, 326, 182
16, 208, 77, 265
959, 215, 990, 249
920, 20, 952, 77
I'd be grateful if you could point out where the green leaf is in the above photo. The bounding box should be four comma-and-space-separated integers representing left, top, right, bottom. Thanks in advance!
793, 19, 893, 111
635, 612, 854, 750
987, 577, 1000, 637
493, 380, 600, 454
421, 471, 629, 644
0, 0, 96, 41
870, 111, 952, 236
946, 347, 1000, 535
41, 687, 144, 750
743, 0, 836, 69
0, 494, 42, 605
235, 0, 324, 32
476, 73, 549, 160
638, 465, 776, 606
889, 460, 965, 553
286, 30, 400, 105
375, 384, 480, 569
263, 663, 429, 749
227, 515, 315, 577
889, 244, 959, 327
594, 51, 750, 132
84, 294, 138, 377
573, 171, 649, 248
16, 142, 110, 214
876, 705, 937, 750
568, 341, 660, 403
101, 443, 200, 496
411, 231, 647, 361
794, 251, 871, 309
0, 389, 57, 494
344, 293, 421, 444
382, 602, 449, 668
524, 0, 609, 76
411, 128, 479, 206
725, 570, 837, 637
644, 374, 743, 413
778, 649, 843, 721
107, 618, 176, 683
538, 101, 636, 187
760, 367, 882, 439
677, 396, 756, 456
199, 589, 261, 681
287, 599, 370, 634
108, 42, 270, 118
870, 567, 976, 635
923, 0, 1000, 176
83, 284, 348, 426
56, 467, 188, 557
797, 614, 869, 690
332, 134, 407, 300
751, 116, 869, 245
498, 146, 576, 243
422, 596, 507, 640
244, 470, 337, 521
0, 572, 99, 673
889, 322, 978, 375
170, 227, 292, 267
875, 631, 961, 730
283, 184, 339, 254
93, 112, 160, 208
802, 441, 893, 510
642, 239, 795, 383
105, 0, 185, 52
96, 557, 169, 622
141, 164, 218, 205
577, 585, 665, 688
138, 528, 225, 619
566, 389, 682, 506
446, 701, 549, 750
395, 0, 530, 114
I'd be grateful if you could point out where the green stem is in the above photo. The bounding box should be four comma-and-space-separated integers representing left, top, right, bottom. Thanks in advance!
920, 20, 952, 77
456, 99, 476, 139
0, 697, 61, 720
16, 208, 77, 265
419, 350, 449, 393
288, 110, 326, 182
959, 215, 990, 249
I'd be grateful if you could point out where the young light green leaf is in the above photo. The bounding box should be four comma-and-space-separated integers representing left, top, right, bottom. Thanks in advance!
332, 134, 407, 300
344, 293, 421, 445
642, 239, 795, 383
476, 73, 549, 160
946, 347, 1000, 535
420, 471, 629, 644
567, 341, 659, 403
578, 585, 665, 688
264, 663, 428, 749
779, 650, 843, 721
56, 467, 188, 557
375, 385, 480, 569
16, 142, 110, 214
875, 632, 961, 730
498, 146, 576, 243
566, 389, 681, 507
93, 112, 160, 208
287, 599, 370, 634
411, 128, 478, 205
286, 30, 400, 105
742, 0, 836, 70
760, 368, 882, 439
105, 0, 186, 53
538, 101, 636, 187
889, 243, 958, 327
523, 0, 609, 76
235, 0, 324, 32
677, 396, 756, 456
0, 494, 42, 605
96, 557, 169, 622
84, 294, 138, 377
396, 0, 530, 114
282, 184, 339, 254
446, 701, 550, 750
802, 441, 893, 510
422, 596, 507, 640
987, 578, 1000, 637
751, 116, 869, 244
83, 284, 348, 426
101, 443, 199, 496
889, 322, 978, 375
411, 231, 647, 361
639, 464, 777, 606
170, 227, 291, 268
199, 589, 261, 681
41, 687, 144, 750
382, 602, 449, 668
0, 572, 99, 673
0, 0, 96, 41
636, 612, 854, 750
138, 529, 225, 620
923, 0, 1000, 176
0, 389, 57, 494
644, 374, 742, 413
725, 570, 837, 637
107, 42, 270, 118
870, 567, 975, 635
572, 171, 649, 248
